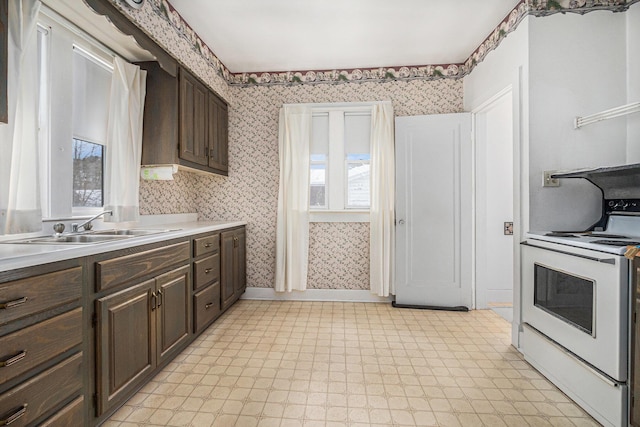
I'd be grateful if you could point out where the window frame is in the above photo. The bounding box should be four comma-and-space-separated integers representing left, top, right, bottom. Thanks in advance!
306, 103, 374, 223
38, 7, 115, 220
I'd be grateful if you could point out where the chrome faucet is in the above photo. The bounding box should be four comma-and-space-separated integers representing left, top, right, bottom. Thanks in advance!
72, 210, 113, 232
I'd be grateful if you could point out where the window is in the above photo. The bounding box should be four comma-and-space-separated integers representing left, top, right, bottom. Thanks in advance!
71, 47, 111, 210
344, 113, 371, 209
37, 9, 113, 219
309, 105, 372, 221
72, 138, 104, 208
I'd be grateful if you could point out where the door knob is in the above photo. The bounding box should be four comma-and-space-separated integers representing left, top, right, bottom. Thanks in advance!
398, 219, 405, 225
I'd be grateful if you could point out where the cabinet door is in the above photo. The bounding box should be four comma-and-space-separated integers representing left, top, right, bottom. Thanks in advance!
234, 230, 246, 295
220, 231, 236, 311
156, 265, 191, 364
179, 69, 208, 166
208, 94, 228, 173
632, 258, 640, 426
96, 279, 156, 416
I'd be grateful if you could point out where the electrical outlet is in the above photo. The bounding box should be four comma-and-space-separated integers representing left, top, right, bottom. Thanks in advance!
543, 171, 560, 187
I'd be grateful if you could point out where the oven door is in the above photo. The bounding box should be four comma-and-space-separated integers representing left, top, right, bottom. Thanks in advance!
521, 240, 628, 381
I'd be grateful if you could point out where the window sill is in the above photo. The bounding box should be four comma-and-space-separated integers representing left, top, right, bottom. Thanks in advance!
310, 210, 370, 223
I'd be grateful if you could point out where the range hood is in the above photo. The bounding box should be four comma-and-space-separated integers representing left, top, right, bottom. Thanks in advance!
551, 163, 640, 200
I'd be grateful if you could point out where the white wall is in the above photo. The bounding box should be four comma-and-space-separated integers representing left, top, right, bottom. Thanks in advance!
627, 2, 640, 162
464, 19, 529, 346
528, 11, 628, 231
464, 19, 529, 114
464, 18, 529, 234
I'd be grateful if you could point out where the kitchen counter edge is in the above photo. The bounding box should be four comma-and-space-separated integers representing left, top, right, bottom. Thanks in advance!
0, 220, 247, 273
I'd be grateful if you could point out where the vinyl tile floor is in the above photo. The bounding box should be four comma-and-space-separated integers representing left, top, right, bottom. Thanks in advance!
104, 300, 599, 427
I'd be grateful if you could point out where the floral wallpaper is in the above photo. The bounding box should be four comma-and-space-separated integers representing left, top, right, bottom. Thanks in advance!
307, 223, 370, 290
105, 0, 231, 102
112, 0, 636, 291
107, 0, 638, 88
139, 171, 199, 215
138, 79, 462, 288
194, 80, 463, 289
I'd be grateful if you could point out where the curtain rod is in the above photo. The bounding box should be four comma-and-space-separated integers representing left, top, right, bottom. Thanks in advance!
574, 102, 640, 129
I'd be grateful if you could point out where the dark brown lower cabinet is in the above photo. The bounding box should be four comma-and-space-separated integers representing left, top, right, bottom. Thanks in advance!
0, 261, 84, 426
194, 283, 221, 334
0, 226, 246, 426
235, 230, 246, 296
40, 396, 84, 427
156, 266, 191, 361
631, 257, 640, 425
95, 265, 190, 416
0, 353, 83, 426
221, 228, 246, 311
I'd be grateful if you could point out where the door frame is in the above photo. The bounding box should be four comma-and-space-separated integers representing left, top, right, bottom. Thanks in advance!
471, 86, 520, 318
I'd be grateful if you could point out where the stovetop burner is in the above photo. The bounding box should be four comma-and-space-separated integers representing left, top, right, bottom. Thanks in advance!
530, 209, 640, 255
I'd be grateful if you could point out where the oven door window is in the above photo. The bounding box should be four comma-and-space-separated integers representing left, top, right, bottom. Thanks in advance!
533, 263, 595, 335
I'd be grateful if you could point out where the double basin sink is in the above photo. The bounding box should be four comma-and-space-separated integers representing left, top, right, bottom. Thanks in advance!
6, 229, 176, 245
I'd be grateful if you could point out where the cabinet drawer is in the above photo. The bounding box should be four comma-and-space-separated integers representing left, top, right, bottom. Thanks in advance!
39, 396, 83, 427
0, 352, 82, 427
0, 267, 82, 326
193, 234, 219, 258
0, 308, 82, 386
193, 254, 219, 291
194, 283, 220, 333
97, 241, 190, 291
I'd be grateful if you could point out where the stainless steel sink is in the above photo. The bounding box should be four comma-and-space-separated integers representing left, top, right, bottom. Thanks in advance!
8, 234, 132, 244
3, 228, 180, 245
90, 229, 168, 236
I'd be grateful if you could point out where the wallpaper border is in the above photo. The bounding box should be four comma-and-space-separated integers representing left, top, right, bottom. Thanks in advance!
142, 0, 638, 86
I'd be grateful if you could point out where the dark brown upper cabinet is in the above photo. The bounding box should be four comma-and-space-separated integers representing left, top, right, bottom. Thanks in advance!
179, 70, 208, 166
139, 62, 229, 176
208, 93, 229, 172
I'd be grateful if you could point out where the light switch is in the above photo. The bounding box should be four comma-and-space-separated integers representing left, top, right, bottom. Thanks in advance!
504, 222, 513, 235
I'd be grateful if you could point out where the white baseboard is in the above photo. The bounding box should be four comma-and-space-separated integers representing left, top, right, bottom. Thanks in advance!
241, 287, 392, 303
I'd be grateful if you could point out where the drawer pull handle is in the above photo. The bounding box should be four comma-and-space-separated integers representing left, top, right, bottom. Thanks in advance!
205, 302, 214, 310
0, 297, 28, 310
0, 404, 27, 425
205, 268, 212, 274
151, 292, 157, 311
0, 351, 27, 368
203, 243, 212, 248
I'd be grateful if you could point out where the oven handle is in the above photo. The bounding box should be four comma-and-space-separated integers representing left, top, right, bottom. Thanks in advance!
521, 242, 616, 265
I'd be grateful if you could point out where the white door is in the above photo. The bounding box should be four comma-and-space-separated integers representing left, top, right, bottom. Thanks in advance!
475, 90, 514, 313
395, 113, 472, 308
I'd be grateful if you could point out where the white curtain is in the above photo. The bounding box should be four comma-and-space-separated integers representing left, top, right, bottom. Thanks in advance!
370, 102, 395, 297
104, 58, 147, 223
275, 105, 312, 292
0, 0, 42, 234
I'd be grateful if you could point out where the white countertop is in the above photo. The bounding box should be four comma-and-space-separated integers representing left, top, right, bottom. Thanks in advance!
0, 220, 246, 273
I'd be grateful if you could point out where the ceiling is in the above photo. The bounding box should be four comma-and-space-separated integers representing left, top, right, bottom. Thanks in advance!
168, 0, 521, 74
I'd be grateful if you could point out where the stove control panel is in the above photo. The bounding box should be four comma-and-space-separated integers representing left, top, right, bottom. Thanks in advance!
606, 199, 640, 213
